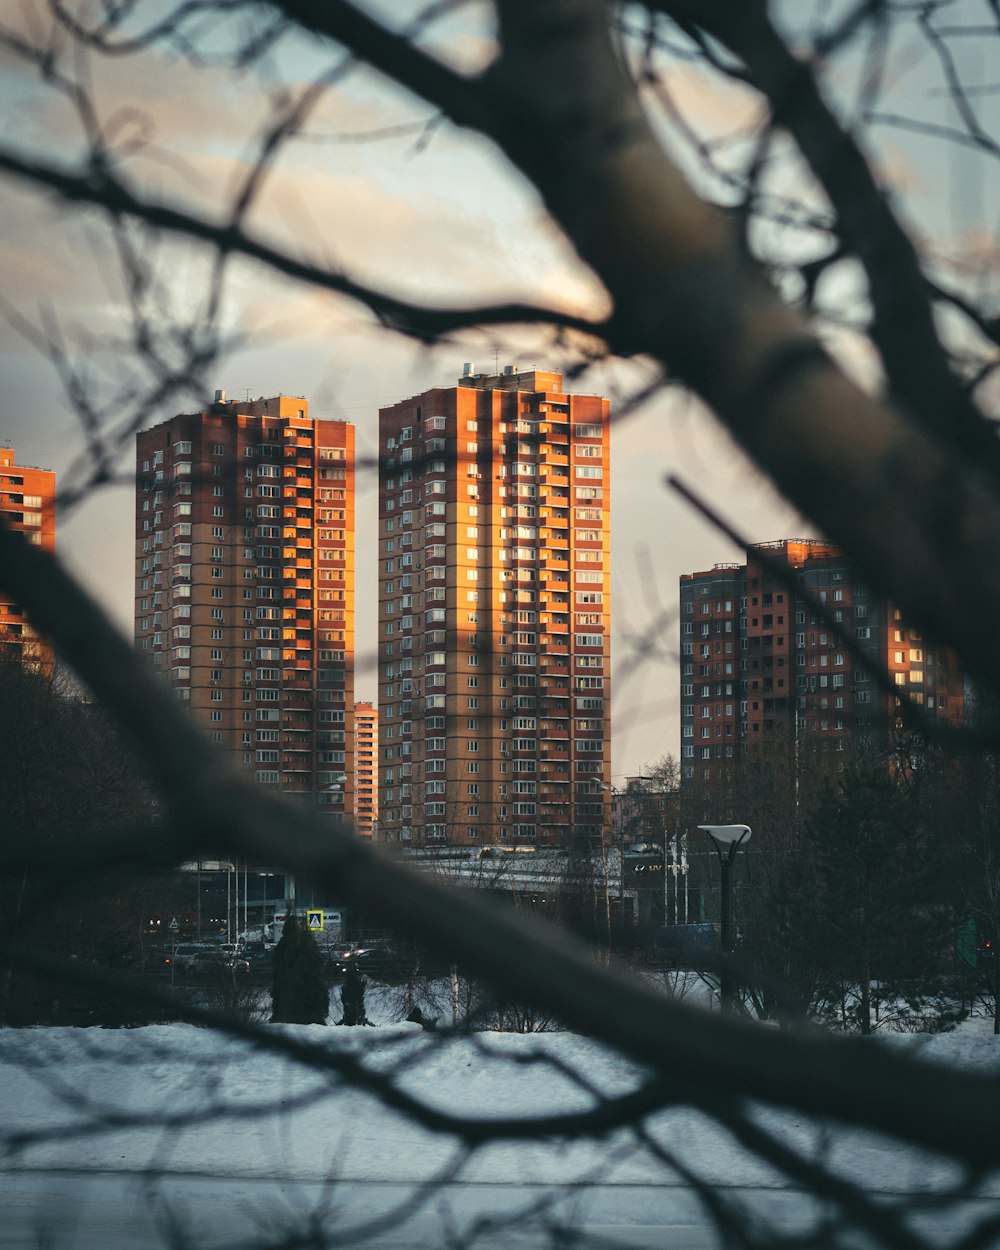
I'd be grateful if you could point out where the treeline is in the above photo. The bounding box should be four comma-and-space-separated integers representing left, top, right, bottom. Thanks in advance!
727, 741, 1000, 1033
0, 658, 169, 1025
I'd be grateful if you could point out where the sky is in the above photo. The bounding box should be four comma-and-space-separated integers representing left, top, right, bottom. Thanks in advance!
2, 1011, 999, 1246
0, 1, 995, 780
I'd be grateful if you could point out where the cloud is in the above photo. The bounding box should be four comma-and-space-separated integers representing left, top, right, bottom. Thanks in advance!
0, 5, 829, 777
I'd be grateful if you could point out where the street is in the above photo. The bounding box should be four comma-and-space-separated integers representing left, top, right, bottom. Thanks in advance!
0, 1170, 822, 1249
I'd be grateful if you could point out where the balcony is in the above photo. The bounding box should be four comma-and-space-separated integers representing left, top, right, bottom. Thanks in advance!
282, 678, 313, 691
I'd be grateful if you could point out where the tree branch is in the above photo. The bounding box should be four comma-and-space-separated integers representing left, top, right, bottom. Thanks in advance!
654, 0, 1000, 476
0, 145, 604, 343
5, 516, 1000, 1168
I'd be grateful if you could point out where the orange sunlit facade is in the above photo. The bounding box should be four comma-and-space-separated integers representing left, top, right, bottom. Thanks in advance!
354, 701, 378, 838
0, 446, 55, 674
135, 394, 355, 817
377, 367, 611, 848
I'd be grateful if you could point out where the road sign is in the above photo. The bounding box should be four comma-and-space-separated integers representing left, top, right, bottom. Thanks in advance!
306, 910, 324, 932
169, 917, 179, 932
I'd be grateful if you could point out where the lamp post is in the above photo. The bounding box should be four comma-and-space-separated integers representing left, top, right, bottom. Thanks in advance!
697, 823, 752, 1014
631, 776, 679, 928
598, 782, 620, 948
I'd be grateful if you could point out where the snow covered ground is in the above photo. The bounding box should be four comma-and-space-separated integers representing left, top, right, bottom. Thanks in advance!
2, 1005, 1000, 1248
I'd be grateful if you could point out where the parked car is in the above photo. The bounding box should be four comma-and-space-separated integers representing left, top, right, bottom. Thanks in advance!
333, 944, 397, 976
170, 943, 215, 973
191, 949, 250, 974
243, 943, 274, 971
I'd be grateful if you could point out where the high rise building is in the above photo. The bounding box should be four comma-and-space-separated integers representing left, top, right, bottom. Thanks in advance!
0, 446, 56, 675
135, 394, 355, 818
377, 366, 611, 849
353, 701, 378, 838
680, 540, 966, 822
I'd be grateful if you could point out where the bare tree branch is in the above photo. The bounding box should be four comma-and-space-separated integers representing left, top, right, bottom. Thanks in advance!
4, 516, 1000, 1169
653, 0, 1000, 474
0, 146, 604, 343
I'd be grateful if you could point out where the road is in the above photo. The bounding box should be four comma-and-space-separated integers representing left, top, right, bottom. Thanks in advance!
0, 1169, 820, 1249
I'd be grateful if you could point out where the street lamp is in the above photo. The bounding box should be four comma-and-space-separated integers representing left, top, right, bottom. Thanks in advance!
697, 823, 752, 1014
597, 782, 621, 946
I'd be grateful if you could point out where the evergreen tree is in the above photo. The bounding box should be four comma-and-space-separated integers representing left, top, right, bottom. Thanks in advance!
806, 766, 954, 1034
269, 914, 329, 1025
338, 962, 370, 1026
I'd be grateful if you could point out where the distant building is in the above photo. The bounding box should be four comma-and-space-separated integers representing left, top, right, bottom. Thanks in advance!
377, 366, 612, 848
135, 394, 355, 818
353, 701, 378, 838
616, 776, 680, 850
680, 540, 966, 823
0, 446, 55, 674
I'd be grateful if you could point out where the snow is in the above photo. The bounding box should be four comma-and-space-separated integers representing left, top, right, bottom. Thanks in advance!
2, 1006, 1000, 1247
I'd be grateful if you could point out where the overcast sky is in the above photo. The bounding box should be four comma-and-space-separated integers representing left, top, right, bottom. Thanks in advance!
2, 1, 993, 780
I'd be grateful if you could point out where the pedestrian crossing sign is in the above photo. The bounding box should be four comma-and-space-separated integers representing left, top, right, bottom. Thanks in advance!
306, 909, 324, 932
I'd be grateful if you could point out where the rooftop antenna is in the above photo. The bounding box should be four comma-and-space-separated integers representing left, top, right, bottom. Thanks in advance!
494, 346, 500, 376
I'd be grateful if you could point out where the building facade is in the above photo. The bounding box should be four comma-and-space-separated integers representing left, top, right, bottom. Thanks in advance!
0, 446, 56, 674
353, 700, 378, 838
135, 394, 355, 818
377, 366, 611, 848
680, 540, 966, 823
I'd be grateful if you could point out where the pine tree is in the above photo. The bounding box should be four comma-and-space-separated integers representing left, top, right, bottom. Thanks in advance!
269, 914, 329, 1025
806, 765, 953, 1034
338, 962, 370, 1026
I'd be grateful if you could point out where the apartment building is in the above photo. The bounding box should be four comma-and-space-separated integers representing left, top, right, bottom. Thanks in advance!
0, 446, 55, 674
354, 700, 378, 838
680, 540, 965, 821
135, 393, 355, 817
377, 366, 611, 848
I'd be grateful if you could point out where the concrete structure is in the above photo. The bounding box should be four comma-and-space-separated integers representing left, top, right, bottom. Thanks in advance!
377, 366, 611, 848
680, 540, 966, 823
0, 446, 55, 674
135, 394, 355, 817
353, 700, 378, 838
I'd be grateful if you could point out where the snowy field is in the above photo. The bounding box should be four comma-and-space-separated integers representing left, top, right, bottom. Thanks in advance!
2, 1008, 1000, 1249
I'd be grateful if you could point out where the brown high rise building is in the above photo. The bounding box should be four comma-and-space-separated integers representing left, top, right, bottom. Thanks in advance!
0, 446, 56, 675
679, 540, 966, 824
377, 366, 611, 849
135, 394, 355, 818
353, 700, 378, 839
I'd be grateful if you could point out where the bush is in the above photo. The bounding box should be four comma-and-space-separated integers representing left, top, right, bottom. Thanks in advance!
269, 915, 329, 1025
